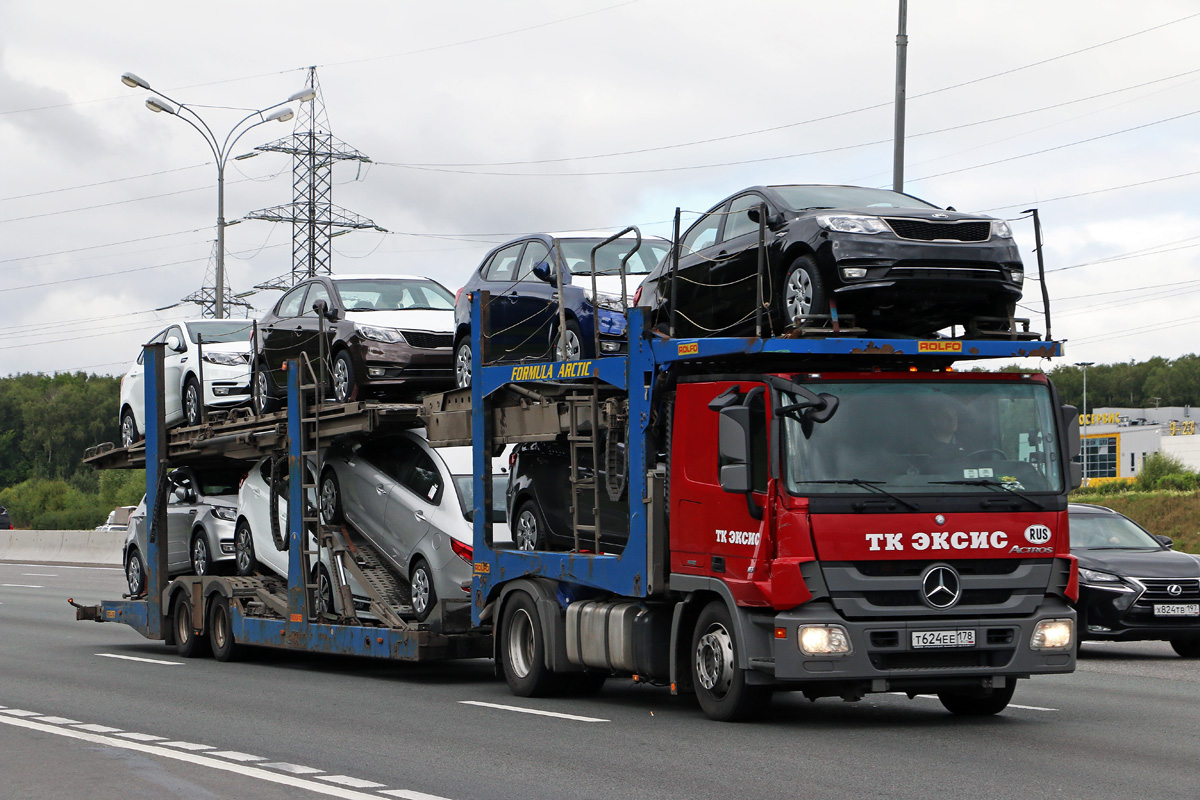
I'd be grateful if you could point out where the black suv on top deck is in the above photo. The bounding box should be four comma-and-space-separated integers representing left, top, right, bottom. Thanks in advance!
635, 184, 1025, 338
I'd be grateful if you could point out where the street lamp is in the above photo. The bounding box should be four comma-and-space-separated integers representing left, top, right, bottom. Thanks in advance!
1075, 361, 1095, 482
121, 72, 315, 318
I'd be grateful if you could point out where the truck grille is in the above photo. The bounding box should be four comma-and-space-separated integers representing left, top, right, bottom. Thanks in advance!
822, 559, 1053, 619
402, 331, 453, 349
885, 219, 991, 242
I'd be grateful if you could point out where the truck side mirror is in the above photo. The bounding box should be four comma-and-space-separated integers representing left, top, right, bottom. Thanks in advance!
717, 405, 752, 493
1061, 404, 1082, 490
532, 260, 556, 287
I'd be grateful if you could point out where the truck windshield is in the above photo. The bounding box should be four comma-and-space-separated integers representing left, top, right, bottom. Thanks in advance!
782, 380, 1063, 495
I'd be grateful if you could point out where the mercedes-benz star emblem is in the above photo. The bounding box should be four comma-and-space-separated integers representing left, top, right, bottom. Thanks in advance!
935, 514, 946, 526
1167, 584, 1183, 597
921, 564, 962, 609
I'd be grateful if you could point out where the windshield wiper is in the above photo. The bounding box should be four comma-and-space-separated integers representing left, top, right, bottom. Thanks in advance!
930, 479, 1044, 510
803, 479, 919, 511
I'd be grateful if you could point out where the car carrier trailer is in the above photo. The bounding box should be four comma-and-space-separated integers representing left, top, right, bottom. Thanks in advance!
75, 232, 1081, 722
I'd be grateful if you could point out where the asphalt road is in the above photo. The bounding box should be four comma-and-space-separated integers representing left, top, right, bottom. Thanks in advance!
2, 560, 1198, 800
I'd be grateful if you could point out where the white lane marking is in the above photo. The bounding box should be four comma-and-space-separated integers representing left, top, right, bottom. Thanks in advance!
262, 762, 324, 775
34, 716, 80, 725
97, 653, 184, 666
209, 750, 266, 762
117, 732, 167, 742
162, 741, 216, 751
458, 700, 609, 722
888, 692, 1058, 712
22, 573, 57, 577
1, 584, 43, 588
0, 714, 416, 800
382, 791, 456, 800
0, 563, 121, 571
0, 709, 39, 717
316, 775, 387, 789
72, 723, 122, 733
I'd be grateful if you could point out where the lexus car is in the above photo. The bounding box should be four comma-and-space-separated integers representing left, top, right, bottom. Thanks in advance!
119, 319, 254, 446
122, 466, 243, 596
1070, 503, 1200, 657
453, 232, 671, 387
636, 184, 1025, 338
253, 274, 456, 412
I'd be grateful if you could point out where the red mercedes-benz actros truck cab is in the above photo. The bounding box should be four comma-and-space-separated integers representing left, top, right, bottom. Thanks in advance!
666, 367, 1078, 719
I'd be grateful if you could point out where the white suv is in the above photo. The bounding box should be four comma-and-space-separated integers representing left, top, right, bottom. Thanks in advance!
119, 319, 254, 446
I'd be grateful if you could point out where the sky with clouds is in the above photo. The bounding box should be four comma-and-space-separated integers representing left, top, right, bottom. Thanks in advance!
2, 0, 1198, 377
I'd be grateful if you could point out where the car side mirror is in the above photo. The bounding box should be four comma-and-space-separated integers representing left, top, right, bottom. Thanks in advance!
313, 299, 339, 322
532, 260, 556, 286
165, 335, 185, 353
1154, 534, 1174, 548
746, 207, 783, 228
173, 485, 190, 502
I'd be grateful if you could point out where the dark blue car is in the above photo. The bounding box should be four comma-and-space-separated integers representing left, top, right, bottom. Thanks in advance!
452, 232, 671, 387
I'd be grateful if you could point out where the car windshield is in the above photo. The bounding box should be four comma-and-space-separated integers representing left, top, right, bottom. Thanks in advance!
334, 279, 455, 311
453, 474, 509, 520
782, 379, 1063, 495
194, 468, 246, 497
187, 321, 256, 344
559, 239, 670, 276
770, 185, 937, 211
1070, 512, 1162, 549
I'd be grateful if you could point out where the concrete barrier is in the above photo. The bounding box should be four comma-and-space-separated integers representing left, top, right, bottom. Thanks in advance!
0, 530, 125, 566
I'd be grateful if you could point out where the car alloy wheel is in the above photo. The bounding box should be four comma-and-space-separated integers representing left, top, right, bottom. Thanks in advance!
126, 549, 145, 596
556, 323, 582, 362
191, 534, 209, 576
120, 411, 138, 448
332, 352, 356, 404
785, 269, 814, 319
184, 378, 202, 427
455, 340, 472, 389
515, 502, 545, 551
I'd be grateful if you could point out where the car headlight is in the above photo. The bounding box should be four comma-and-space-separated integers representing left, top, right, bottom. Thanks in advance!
586, 290, 627, 312
991, 220, 1014, 238
356, 325, 407, 344
815, 214, 889, 235
202, 351, 246, 367
1078, 567, 1123, 585
211, 506, 237, 521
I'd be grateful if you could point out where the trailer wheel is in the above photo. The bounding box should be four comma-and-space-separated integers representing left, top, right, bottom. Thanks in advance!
691, 601, 770, 721
174, 596, 210, 658
208, 596, 242, 663
937, 682, 1016, 716
501, 591, 558, 697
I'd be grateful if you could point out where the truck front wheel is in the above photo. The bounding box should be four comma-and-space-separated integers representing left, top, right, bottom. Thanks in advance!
691, 601, 770, 721
937, 682, 1016, 716
501, 591, 558, 697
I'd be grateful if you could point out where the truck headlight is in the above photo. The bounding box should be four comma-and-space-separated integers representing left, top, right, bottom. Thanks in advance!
1030, 618, 1073, 650
991, 220, 1014, 238
356, 325, 407, 344
815, 214, 888, 235
798, 624, 853, 656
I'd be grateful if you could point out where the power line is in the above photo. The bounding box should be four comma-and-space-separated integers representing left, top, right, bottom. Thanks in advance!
981, 168, 1200, 212
0, 164, 210, 202
0, 229, 206, 268
0, 178, 262, 225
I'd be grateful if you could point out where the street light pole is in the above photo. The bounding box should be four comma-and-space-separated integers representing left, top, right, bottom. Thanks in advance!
121, 73, 314, 318
1075, 361, 1094, 483
892, 0, 908, 193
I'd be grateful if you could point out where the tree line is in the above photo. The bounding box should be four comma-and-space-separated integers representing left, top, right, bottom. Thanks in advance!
1043, 354, 1200, 411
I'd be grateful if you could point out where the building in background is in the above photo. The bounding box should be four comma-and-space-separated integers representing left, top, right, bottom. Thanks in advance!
1077, 406, 1197, 484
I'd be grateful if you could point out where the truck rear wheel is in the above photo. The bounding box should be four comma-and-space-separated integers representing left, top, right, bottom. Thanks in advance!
501, 591, 558, 697
691, 601, 770, 721
937, 682, 1016, 716
174, 596, 209, 658
208, 596, 242, 663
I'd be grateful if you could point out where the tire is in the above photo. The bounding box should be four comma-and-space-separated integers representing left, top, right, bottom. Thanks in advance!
253, 362, 280, 414
233, 520, 256, 577
782, 255, 827, 328
313, 565, 336, 618
514, 500, 547, 552
125, 548, 146, 597
174, 595, 209, 658
183, 376, 202, 427
937, 682, 1017, 716
555, 320, 584, 361
319, 470, 342, 525
331, 350, 358, 404
500, 591, 560, 697
454, 336, 472, 389
410, 558, 437, 622
120, 408, 141, 448
1170, 636, 1200, 658
190, 531, 212, 576
691, 600, 771, 721
208, 595, 242, 662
